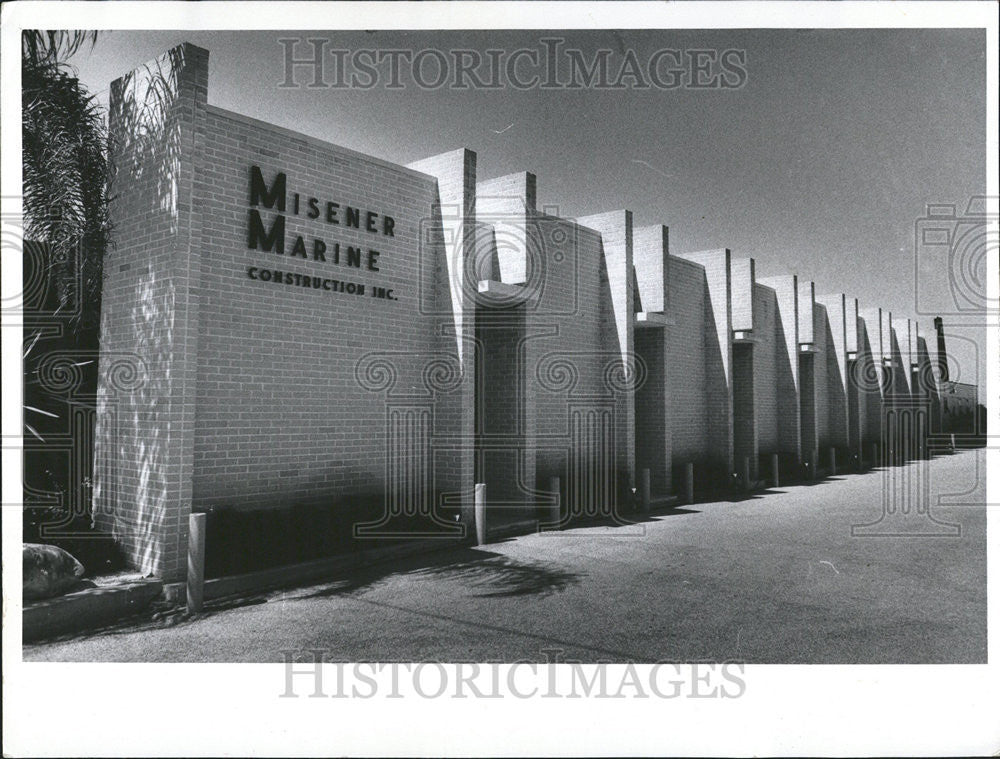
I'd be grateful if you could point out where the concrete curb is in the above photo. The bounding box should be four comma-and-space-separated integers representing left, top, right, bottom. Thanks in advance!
23, 580, 163, 643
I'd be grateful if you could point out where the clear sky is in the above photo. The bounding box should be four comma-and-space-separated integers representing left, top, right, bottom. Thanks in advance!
66, 29, 988, 389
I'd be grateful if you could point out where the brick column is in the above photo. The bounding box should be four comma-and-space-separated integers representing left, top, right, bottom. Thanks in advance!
676, 249, 734, 479
758, 274, 802, 465
93, 43, 208, 580
576, 210, 636, 493
406, 148, 479, 529
633, 224, 671, 495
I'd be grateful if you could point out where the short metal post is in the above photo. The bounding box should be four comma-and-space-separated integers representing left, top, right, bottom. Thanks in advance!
684, 463, 694, 504
474, 483, 486, 545
186, 512, 206, 613
771, 453, 780, 488
950, 433, 956, 452
639, 468, 651, 513
548, 476, 561, 528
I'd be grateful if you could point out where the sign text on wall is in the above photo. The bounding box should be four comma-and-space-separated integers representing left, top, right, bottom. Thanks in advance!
245, 165, 398, 300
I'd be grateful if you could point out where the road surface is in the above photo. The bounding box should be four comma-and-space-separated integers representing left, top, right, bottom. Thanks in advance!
24, 449, 987, 663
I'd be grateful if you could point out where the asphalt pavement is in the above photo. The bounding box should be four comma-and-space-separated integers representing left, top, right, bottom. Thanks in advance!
23, 449, 987, 663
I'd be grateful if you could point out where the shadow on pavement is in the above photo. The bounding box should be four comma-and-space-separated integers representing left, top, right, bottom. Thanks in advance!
295, 546, 583, 600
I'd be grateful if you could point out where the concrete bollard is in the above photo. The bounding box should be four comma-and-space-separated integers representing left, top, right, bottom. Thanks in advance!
639, 468, 651, 513
828, 447, 836, 476
474, 483, 486, 545
771, 453, 780, 488
685, 463, 694, 504
186, 512, 206, 613
548, 476, 561, 528
742, 456, 751, 492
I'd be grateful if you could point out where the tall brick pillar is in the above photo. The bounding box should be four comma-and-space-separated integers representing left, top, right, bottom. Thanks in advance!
93, 43, 208, 580
731, 257, 757, 480
817, 293, 852, 455
407, 149, 479, 527
676, 249, 734, 481
576, 210, 636, 493
757, 274, 803, 467
633, 224, 672, 496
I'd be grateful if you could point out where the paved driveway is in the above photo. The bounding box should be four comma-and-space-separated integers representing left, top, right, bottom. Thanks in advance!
24, 449, 987, 663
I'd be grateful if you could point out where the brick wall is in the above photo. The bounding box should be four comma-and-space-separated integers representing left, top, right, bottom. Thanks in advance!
817, 294, 849, 450
405, 148, 479, 525
813, 303, 831, 449
731, 258, 756, 478
752, 284, 779, 455
192, 108, 467, 519
94, 43, 209, 580
732, 343, 757, 479
97, 44, 471, 577
674, 250, 733, 484
474, 304, 528, 509
633, 226, 668, 313
858, 314, 884, 446
796, 282, 818, 460
666, 253, 733, 486
94, 41, 943, 577
731, 258, 754, 332
633, 224, 671, 495
525, 213, 629, 515
576, 211, 636, 494
758, 275, 801, 461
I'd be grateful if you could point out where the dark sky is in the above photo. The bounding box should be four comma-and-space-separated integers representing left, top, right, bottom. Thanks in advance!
68, 29, 988, 388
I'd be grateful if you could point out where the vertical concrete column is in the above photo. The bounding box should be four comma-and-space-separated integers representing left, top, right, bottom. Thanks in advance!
548, 476, 561, 528
474, 483, 486, 545
186, 512, 206, 612
771, 453, 780, 488
828, 447, 836, 476
94, 43, 209, 581
685, 463, 695, 504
